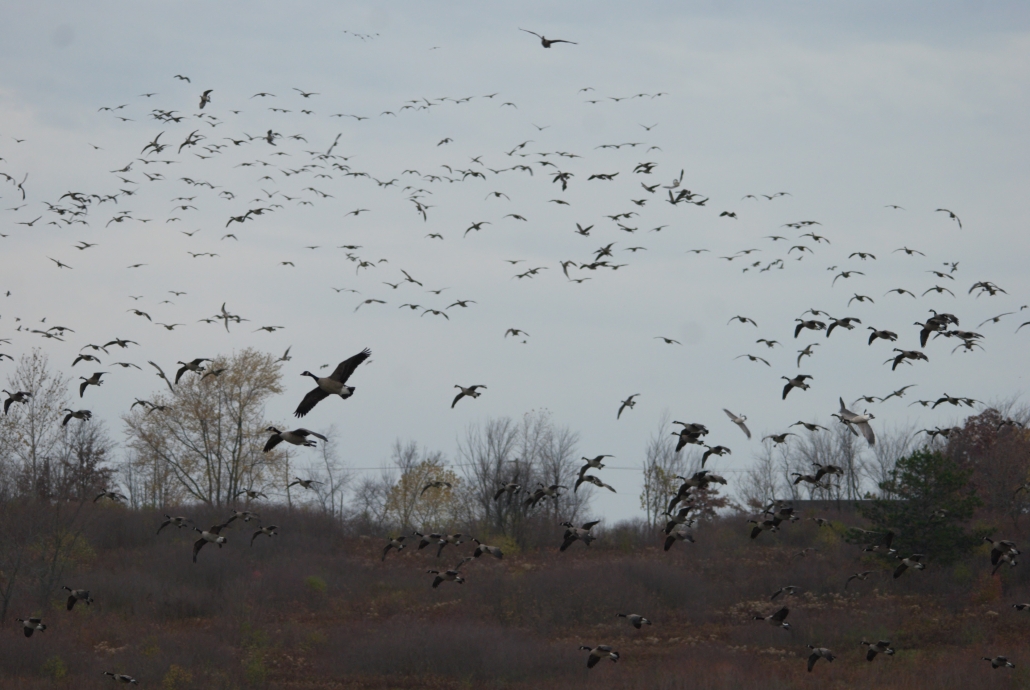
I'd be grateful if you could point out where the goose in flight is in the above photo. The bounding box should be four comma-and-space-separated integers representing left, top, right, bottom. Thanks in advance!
781, 375, 812, 399
578, 645, 619, 668
752, 606, 791, 630
79, 372, 106, 398
722, 409, 751, 439
17, 617, 46, 637
61, 409, 92, 426
420, 480, 453, 496
936, 208, 962, 228
845, 570, 877, 589
575, 474, 616, 493
192, 523, 230, 563
807, 646, 835, 672
617, 394, 639, 419
893, 553, 925, 579
157, 515, 193, 534
175, 358, 211, 383
294, 348, 371, 417
982, 656, 1016, 669
655, 336, 681, 344
263, 427, 327, 452
287, 477, 323, 490
452, 384, 486, 408
251, 525, 278, 546
616, 613, 651, 629
382, 536, 406, 561
701, 445, 730, 467
63, 586, 94, 610
3, 390, 31, 414
735, 354, 770, 366
836, 398, 876, 445
519, 28, 577, 47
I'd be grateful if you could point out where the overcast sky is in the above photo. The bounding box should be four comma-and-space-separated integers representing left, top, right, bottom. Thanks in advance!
1, 1, 1029, 520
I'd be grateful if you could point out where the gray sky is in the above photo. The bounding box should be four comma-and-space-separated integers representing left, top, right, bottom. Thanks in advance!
2, 1, 1029, 519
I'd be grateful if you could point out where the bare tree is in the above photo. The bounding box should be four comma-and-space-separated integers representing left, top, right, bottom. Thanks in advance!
384, 439, 457, 530
639, 413, 686, 527
122, 349, 285, 507
0, 349, 70, 500
739, 443, 783, 511
304, 425, 351, 520
862, 423, 916, 500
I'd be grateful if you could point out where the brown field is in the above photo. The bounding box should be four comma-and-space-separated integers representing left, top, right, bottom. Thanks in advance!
1, 503, 1029, 689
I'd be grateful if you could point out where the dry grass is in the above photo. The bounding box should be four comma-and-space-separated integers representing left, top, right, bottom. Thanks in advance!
2, 504, 1030, 688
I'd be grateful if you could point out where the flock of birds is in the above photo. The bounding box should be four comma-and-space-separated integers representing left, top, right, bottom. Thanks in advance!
1, 26, 1027, 680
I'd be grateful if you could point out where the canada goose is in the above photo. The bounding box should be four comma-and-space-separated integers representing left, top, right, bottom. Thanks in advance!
226, 509, 259, 524
192, 523, 229, 562
867, 328, 898, 345
796, 343, 819, 367
1013, 603, 1030, 611
519, 28, 576, 48
17, 617, 46, 637
770, 585, 801, 600
729, 315, 758, 327
576, 474, 616, 493
893, 554, 925, 578
794, 319, 826, 338
886, 349, 929, 371
94, 490, 127, 503
836, 398, 876, 445
992, 551, 1018, 575
810, 517, 832, 527
862, 530, 896, 556
845, 570, 877, 589
663, 507, 695, 535
264, 427, 327, 452
764, 433, 795, 445
523, 483, 567, 508
427, 557, 471, 587
251, 524, 278, 546
420, 480, 453, 496
287, 477, 323, 490
433, 533, 465, 558
579, 645, 619, 668
862, 640, 894, 661
62, 408, 92, 426
72, 353, 101, 366
667, 472, 726, 512
664, 526, 696, 550
791, 547, 819, 560
791, 421, 827, 432
698, 445, 730, 467
560, 520, 600, 551
672, 421, 709, 451
3, 390, 31, 414
722, 409, 751, 439
382, 535, 407, 561
79, 372, 106, 397
236, 489, 268, 500
616, 613, 651, 628
782, 375, 812, 399
826, 316, 862, 337
807, 645, 835, 672
452, 384, 487, 408
294, 348, 371, 417
471, 538, 503, 559
982, 656, 1015, 669
103, 672, 138, 684
763, 502, 797, 521
493, 482, 521, 500
157, 515, 192, 534
752, 607, 791, 629
984, 537, 1020, 567
748, 516, 782, 539
199, 89, 213, 108
174, 358, 211, 383
617, 394, 639, 419
62, 586, 93, 610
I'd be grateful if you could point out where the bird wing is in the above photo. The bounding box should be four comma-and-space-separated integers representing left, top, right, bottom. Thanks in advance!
263, 434, 283, 452
856, 421, 876, 445
329, 348, 371, 383
294, 386, 330, 418
192, 538, 206, 562
451, 391, 465, 408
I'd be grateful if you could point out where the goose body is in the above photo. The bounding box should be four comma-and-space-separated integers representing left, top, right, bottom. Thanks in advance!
174, 358, 210, 383
472, 538, 503, 559
752, 606, 791, 629
104, 672, 139, 684
560, 520, 600, 551
251, 524, 278, 546
192, 523, 229, 562
723, 408, 751, 438
79, 372, 106, 398
862, 639, 895, 661
62, 586, 93, 610
616, 613, 651, 629
382, 535, 407, 560
452, 384, 487, 408
264, 426, 327, 452
17, 617, 46, 637
157, 514, 192, 534
3, 390, 31, 414
579, 645, 619, 668
807, 646, 835, 672
294, 348, 370, 417
893, 553, 925, 579
62, 408, 92, 426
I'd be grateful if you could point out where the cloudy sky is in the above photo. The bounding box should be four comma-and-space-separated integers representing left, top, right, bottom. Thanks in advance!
1, 1, 1029, 519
